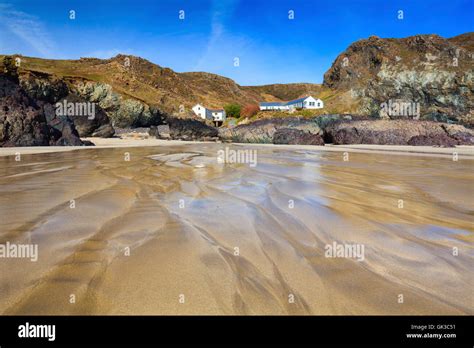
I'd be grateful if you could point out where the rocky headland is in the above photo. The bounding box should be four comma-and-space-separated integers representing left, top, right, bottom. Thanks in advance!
324, 33, 474, 126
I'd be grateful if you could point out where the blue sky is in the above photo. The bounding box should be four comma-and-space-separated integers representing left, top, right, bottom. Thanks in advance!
0, 0, 473, 85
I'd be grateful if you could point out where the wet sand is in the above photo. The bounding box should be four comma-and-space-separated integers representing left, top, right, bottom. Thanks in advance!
0, 143, 473, 315
0, 137, 473, 158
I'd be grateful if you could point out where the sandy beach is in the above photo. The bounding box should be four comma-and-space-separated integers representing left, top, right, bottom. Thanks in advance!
0, 140, 473, 315
0, 137, 473, 158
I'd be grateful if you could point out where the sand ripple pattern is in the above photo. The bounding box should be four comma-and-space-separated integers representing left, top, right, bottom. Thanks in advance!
0, 144, 473, 314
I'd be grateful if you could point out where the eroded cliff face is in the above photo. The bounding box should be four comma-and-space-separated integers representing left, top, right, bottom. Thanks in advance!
0, 70, 84, 147
323, 33, 474, 126
72, 80, 164, 128
17, 70, 162, 130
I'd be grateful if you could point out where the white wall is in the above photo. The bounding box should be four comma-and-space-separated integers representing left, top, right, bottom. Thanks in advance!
260, 105, 289, 111
261, 98, 324, 111
302, 97, 324, 109
193, 104, 227, 122
192, 104, 207, 119
212, 111, 224, 121
262, 98, 321, 110
288, 102, 303, 109
314, 98, 324, 109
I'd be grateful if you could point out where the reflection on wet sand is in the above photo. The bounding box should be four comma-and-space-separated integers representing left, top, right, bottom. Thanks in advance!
0, 144, 472, 314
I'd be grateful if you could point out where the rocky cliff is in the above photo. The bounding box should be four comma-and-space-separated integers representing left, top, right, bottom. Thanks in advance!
17, 70, 115, 135
323, 33, 474, 126
0, 60, 84, 146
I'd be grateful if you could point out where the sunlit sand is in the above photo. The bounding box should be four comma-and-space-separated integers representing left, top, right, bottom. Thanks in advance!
0, 143, 473, 314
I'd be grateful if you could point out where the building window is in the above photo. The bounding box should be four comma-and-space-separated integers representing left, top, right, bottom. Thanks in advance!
317, 102, 321, 107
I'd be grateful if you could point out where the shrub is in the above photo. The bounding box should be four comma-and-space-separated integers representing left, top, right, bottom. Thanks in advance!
296, 109, 315, 118
224, 103, 241, 118
240, 104, 260, 118
2, 56, 18, 79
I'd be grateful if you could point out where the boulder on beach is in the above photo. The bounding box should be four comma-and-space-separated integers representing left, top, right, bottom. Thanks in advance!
407, 134, 458, 147
324, 119, 474, 147
149, 124, 171, 139
219, 117, 322, 144
167, 117, 218, 141
273, 128, 325, 145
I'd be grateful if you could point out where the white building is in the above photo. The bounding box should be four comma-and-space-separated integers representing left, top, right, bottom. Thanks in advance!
192, 104, 207, 119
259, 96, 324, 111
192, 104, 226, 124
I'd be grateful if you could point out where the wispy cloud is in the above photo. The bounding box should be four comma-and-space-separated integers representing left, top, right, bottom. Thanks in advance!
0, 3, 56, 57
193, 0, 241, 71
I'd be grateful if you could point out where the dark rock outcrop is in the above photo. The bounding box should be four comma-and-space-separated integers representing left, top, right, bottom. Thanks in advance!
219, 117, 322, 144
221, 116, 474, 147
407, 134, 458, 147
149, 124, 171, 139
324, 119, 474, 146
90, 124, 115, 138
273, 128, 325, 145
42, 102, 83, 146
19, 70, 69, 103
55, 94, 115, 138
73, 79, 164, 127
17, 72, 115, 137
323, 33, 474, 126
148, 125, 157, 137
167, 118, 218, 141
0, 72, 84, 147
157, 125, 171, 139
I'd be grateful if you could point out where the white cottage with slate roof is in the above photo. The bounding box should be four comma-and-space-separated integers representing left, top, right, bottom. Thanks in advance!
192, 104, 226, 124
259, 96, 323, 111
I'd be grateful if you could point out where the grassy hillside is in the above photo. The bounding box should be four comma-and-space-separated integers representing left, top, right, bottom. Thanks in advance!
2, 32, 470, 124
242, 83, 323, 101
1, 54, 348, 116
448, 32, 474, 51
